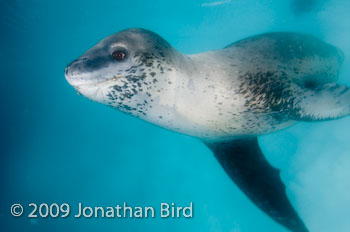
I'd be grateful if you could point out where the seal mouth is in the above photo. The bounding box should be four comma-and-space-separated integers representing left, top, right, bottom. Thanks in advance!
67, 75, 124, 89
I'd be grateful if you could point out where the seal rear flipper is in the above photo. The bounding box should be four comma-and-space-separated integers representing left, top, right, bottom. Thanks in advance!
204, 137, 309, 232
289, 83, 350, 121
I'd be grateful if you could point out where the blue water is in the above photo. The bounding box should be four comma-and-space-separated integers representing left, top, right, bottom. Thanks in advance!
1, 0, 350, 231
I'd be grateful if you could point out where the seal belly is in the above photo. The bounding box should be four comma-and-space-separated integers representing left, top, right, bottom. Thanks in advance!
172, 63, 295, 139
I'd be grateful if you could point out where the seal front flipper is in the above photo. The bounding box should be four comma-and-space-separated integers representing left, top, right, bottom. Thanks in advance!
288, 83, 350, 121
204, 137, 309, 232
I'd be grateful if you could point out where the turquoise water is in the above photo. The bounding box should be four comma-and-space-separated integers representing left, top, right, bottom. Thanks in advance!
1, 0, 350, 231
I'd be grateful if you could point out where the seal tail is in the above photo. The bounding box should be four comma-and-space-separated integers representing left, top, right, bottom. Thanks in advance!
204, 138, 309, 232
287, 83, 350, 121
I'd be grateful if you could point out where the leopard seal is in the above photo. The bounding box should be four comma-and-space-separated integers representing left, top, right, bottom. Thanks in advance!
65, 28, 348, 232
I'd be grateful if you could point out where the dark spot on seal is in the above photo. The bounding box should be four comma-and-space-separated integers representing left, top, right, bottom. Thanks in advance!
304, 80, 317, 89
113, 85, 122, 92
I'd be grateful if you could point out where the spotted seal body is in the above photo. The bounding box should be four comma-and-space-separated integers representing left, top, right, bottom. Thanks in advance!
65, 29, 346, 141
65, 28, 349, 232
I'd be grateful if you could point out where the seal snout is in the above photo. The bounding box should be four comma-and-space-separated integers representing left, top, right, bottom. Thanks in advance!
65, 59, 77, 77
65, 57, 92, 86
64, 59, 79, 85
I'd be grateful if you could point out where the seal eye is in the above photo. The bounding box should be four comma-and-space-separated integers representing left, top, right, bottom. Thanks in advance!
112, 50, 126, 61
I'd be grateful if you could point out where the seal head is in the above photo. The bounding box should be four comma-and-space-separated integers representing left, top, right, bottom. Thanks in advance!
65, 28, 185, 118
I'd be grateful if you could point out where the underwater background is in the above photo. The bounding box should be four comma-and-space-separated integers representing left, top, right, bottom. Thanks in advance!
1, 0, 350, 231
